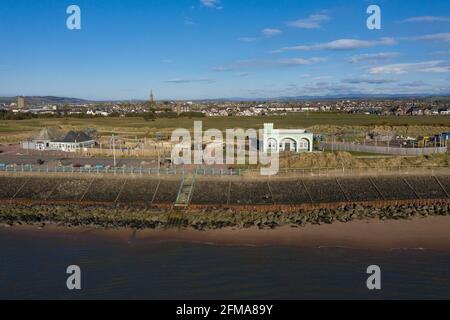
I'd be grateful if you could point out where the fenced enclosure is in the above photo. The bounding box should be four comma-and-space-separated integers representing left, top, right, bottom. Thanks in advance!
0, 162, 449, 179
320, 142, 448, 156
0, 164, 244, 176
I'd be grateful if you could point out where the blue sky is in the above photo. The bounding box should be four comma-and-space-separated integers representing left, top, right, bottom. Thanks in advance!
0, 0, 450, 100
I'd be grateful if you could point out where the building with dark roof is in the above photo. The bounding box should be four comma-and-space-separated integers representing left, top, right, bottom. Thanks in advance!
49, 131, 95, 152
23, 129, 96, 152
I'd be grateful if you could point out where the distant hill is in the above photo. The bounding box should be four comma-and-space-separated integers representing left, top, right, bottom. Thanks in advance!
0, 96, 93, 105
1, 93, 450, 105
200, 93, 450, 103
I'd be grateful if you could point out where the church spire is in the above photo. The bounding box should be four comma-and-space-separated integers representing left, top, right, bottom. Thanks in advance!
150, 90, 155, 103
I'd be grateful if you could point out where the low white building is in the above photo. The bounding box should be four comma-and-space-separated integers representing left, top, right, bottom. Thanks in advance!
262, 123, 313, 153
87, 109, 110, 116
23, 129, 95, 152
32, 128, 62, 150
49, 131, 96, 152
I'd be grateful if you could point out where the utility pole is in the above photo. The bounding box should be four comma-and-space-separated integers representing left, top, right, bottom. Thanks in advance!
156, 140, 161, 175
331, 134, 334, 153
112, 133, 117, 168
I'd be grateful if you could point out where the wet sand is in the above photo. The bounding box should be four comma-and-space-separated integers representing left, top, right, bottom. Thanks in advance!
2, 215, 450, 251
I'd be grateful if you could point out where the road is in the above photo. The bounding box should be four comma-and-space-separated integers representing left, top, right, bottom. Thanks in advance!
0, 153, 167, 167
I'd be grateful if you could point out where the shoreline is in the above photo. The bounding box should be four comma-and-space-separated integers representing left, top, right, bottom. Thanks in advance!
3, 215, 450, 251
1, 201, 449, 229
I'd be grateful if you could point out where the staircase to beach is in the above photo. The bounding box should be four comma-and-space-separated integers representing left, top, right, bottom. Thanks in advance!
173, 174, 196, 209
166, 174, 196, 229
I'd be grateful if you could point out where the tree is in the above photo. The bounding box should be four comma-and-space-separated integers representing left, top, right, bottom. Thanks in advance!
143, 112, 156, 121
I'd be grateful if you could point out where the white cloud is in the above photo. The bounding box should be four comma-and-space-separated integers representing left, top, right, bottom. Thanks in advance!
273, 38, 396, 53
312, 75, 333, 81
348, 52, 400, 64
288, 14, 330, 29
342, 78, 397, 84
398, 81, 426, 87
409, 33, 450, 42
402, 16, 450, 23
200, 0, 223, 9
277, 57, 327, 66
369, 60, 450, 74
165, 78, 215, 84
239, 29, 282, 43
262, 28, 282, 38
301, 82, 361, 95
213, 57, 327, 71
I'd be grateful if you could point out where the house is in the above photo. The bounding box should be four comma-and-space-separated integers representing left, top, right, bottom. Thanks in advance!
172, 103, 192, 114
407, 107, 423, 116
424, 107, 440, 116
23, 129, 95, 152
87, 109, 110, 116
262, 123, 313, 153
366, 131, 395, 142
441, 132, 450, 141
49, 131, 96, 152
439, 108, 450, 115
394, 107, 406, 116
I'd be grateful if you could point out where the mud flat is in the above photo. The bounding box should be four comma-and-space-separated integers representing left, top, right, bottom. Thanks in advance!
134, 216, 450, 251
2, 210, 450, 251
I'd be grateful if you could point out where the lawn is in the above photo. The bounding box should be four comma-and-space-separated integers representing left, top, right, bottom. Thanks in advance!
0, 113, 449, 138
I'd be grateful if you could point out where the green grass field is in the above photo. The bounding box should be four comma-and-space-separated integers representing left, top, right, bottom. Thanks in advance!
1, 113, 449, 131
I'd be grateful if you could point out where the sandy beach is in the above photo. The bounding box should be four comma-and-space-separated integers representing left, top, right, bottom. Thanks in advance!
3, 216, 450, 251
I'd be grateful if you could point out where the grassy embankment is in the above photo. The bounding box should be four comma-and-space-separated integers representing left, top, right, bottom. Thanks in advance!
277, 152, 450, 169
0, 113, 449, 141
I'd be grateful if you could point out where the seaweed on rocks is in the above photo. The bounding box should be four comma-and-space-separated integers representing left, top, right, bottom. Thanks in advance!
0, 202, 449, 230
